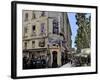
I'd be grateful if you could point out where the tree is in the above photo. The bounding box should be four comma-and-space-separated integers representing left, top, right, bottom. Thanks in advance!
75, 13, 91, 53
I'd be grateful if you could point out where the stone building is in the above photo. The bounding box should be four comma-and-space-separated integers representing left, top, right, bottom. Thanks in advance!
22, 10, 72, 67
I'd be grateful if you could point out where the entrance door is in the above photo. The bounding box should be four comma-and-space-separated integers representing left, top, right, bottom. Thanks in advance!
52, 51, 58, 68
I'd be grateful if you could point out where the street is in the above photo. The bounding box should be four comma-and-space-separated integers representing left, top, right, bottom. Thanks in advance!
60, 62, 72, 68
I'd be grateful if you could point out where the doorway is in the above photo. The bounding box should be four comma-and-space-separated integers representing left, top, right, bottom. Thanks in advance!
52, 51, 58, 68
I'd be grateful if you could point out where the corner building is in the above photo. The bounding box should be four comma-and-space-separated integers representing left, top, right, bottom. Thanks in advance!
22, 10, 72, 67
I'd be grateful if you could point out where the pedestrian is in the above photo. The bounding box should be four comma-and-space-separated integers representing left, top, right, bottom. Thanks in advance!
70, 58, 73, 64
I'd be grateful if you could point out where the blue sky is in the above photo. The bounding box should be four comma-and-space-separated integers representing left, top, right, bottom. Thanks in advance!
67, 13, 78, 48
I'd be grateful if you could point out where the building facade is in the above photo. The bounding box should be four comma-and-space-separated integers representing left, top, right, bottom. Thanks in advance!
22, 10, 72, 68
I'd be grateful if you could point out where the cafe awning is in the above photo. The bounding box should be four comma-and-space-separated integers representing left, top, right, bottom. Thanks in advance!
23, 48, 47, 52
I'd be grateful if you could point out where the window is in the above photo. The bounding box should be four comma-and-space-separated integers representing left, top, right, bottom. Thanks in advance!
39, 39, 45, 47
41, 11, 45, 16
41, 23, 45, 33
39, 23, 46, 36
25, 13, 28, 21
32, 25, 35, 32
32, 41, 35, 48
24, 42, 27, 49
53, 44, 56, 46
24, 27, 28, 33
32, 11, 36, 19
31, 25, 36, 36
53, 19, 59, 34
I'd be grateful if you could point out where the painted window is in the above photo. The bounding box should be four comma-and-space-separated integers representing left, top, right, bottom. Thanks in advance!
41, 23, 45, 33
53, 19, 59, 34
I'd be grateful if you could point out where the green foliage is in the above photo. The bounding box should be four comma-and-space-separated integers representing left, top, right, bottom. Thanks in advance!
75, 13, 91, 53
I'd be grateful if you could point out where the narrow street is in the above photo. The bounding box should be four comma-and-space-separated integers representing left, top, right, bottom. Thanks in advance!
60, 62, 72, 68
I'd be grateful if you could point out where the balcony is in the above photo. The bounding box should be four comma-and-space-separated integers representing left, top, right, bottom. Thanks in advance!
39, 32, 46, 37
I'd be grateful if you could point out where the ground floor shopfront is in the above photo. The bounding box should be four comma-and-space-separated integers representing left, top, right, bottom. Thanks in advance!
23, 47, 69, 69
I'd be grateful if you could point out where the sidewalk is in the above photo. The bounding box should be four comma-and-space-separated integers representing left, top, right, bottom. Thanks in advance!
60, 62, 72, 68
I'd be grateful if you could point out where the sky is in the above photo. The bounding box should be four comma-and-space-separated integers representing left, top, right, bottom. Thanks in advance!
67, 13, 78, 48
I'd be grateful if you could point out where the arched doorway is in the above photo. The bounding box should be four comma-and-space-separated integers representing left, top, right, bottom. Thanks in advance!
52, 51, 58, 68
